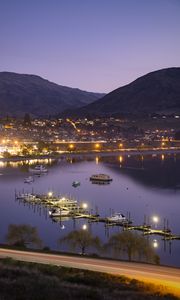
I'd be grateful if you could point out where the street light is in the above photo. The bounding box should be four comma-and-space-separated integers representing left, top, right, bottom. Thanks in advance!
82, 203, 88, 210
95, 143, 100, 149
48, 191, 53, 198
152, 215, 159, 228
69, 144, 74, 150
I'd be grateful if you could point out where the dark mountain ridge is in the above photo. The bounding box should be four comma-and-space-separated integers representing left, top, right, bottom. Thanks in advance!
0, 72, 105, 117
76, 67, 180, 117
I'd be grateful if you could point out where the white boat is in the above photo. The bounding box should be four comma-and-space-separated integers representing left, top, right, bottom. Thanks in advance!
29, 165, 48, 174
16, 193, 35, 201
49, 196, 78, 210
107, 213, 127, 223
49, 208, 70, 217
72, 181, 80, 187
24, 176, 34, 183
24, 194, 37, 201
90, 174, 112, 182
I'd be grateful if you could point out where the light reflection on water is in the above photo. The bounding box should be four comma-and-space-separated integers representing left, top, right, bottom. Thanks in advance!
0, 154, 180, 267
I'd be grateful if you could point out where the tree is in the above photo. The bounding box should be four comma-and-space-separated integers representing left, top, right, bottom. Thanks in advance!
3, 151, 11, 158
21, 147, 29, 156
105, 231, 139, 261
6, 224, 42, 248
59, 229, 101, 255
105, 231, 158, 263
37, 141, 50, 153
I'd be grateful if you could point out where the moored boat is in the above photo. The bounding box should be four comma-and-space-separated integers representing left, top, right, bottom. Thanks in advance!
49, 208, 70, 217
29, 165, 48, 174
72, 181, 80, 187
24, 176, 34, 183
90, 174, 112, 182
107, 213, 127, 223
16, 193, 36, 201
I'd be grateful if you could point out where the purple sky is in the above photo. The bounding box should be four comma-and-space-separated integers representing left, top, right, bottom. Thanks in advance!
0, 0, 180, 93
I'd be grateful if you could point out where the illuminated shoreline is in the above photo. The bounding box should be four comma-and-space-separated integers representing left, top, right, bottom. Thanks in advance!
1, 147, 180, 162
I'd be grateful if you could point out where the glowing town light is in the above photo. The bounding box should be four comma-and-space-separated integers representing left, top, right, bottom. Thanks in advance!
95, 143, 100, 149
119, 143, 123, 148
161, 154, 165, 161
161, 142, 165, 147
152, 239, 159, 248
69, 144, 74, 149
82, 224, 87, 230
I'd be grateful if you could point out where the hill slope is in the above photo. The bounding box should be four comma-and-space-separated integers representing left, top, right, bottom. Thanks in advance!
0, 72, 105, 117
79, 68, 180, 117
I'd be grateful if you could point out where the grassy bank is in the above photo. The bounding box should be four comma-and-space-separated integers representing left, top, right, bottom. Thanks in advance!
0, 258, 178, 300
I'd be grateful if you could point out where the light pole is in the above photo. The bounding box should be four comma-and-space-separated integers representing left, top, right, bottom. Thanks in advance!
152, 215, 159, 228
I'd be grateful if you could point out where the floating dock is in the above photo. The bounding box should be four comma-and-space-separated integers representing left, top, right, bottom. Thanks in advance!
15, 190, 180, 240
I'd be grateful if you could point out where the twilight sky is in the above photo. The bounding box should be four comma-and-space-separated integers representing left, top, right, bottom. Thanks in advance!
0, 0, 180, 93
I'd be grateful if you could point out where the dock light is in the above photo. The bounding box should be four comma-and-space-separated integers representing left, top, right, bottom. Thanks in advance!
82, 203, 88, 209
82, 224, 87, 230
152, 239, 159, 248
152, 215, 159, 228
152, 215, 159, 223
161, 154, 165, 161
48, 191, 53, 197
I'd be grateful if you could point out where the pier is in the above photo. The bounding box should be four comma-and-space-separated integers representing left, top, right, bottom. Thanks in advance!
15, 190, 180, 241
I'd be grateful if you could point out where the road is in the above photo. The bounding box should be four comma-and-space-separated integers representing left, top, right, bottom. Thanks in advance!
0, 248, 180, 296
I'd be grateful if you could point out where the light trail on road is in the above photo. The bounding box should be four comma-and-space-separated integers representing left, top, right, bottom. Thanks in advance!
0, 248, 180, 296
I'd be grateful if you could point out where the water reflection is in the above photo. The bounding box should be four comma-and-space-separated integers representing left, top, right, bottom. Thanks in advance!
0, 153, 180, 266
107, 154, 180, 189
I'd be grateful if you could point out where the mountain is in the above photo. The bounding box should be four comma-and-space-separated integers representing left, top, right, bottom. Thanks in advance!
77, 67, 180, 117
0, 72, 105, 117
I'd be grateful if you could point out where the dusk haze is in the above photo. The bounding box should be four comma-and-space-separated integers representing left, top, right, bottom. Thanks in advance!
0, 0, 180, 92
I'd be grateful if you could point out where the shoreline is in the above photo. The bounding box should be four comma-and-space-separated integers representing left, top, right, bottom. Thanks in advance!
1, 147, 180, 162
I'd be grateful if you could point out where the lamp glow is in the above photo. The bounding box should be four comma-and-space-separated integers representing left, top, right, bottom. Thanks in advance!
82, 224, 87, 230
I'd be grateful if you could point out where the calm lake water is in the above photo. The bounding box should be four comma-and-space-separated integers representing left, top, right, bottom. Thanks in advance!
0, 153, 180, 267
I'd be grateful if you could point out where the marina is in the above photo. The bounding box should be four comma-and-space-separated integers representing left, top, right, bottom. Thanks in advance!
0, 153, 180, 267
15, 190, 180, 241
